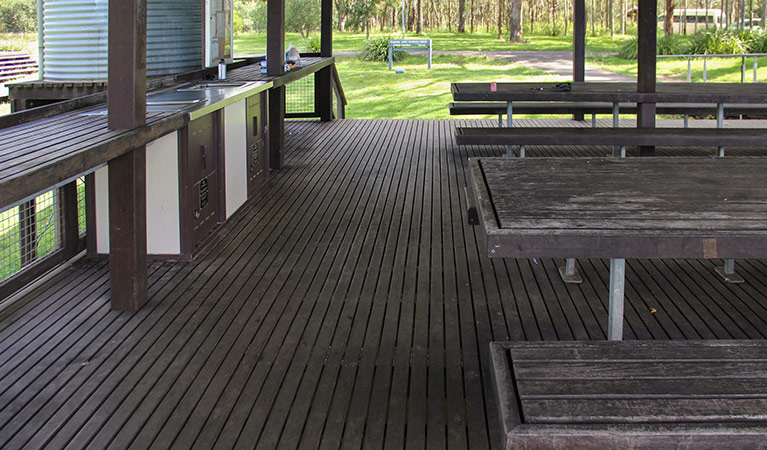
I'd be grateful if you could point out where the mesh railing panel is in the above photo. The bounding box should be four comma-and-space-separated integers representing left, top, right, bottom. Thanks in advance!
0, 189, 62, 283
77, 177, 86, 236
286, 76, 315, 115
0, 206, 20, 283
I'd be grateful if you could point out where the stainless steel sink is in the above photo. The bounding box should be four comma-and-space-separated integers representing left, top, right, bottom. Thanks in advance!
179, 81, 249, 91
146, 98, 201, 112
146, 99, 200, 106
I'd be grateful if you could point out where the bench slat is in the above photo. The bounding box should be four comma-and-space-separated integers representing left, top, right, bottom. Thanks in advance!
491, 340, 767, 449
449, 101, 767, 117
455, 126, 767, 147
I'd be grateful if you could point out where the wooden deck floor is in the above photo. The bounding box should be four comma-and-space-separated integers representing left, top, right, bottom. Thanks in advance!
2, 118, 767, 450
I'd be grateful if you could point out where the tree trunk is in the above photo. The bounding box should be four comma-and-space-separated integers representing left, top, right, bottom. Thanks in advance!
664, 0, 674, 35
417, 0, 423, 33
620, 0, 625, 34
458, 0, 466, 32
470, 0, 475, 31
609, 0, 614, 36
762, 0, 766, 29
497, 0, 503, 38
509, 0, 524, 40
550, 0, 556, 35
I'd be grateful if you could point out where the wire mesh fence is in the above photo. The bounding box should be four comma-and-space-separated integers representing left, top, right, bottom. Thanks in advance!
77, 177, 86, 236
286, 76, 315, 116
0, 189, 62, 284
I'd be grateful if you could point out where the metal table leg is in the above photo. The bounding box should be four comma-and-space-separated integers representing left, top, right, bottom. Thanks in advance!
558, 258, 583, 283
608, 258, 626, 340
715, 258, 745, 283
612, 102, 621, 157
505, 102, 514, 157
717, 103, 725, 157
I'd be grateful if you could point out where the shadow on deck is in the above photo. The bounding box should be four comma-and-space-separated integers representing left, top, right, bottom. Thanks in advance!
1, 119, 766, 449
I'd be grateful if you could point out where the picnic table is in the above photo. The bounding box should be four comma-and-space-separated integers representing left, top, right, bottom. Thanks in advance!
451, 82, 767, 149
468, 156, 767, 340
490, 340, 767, 449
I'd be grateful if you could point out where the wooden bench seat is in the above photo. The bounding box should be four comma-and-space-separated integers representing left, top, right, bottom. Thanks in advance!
0, 52, 38, 84
490, 340, 767, 449
449, 101, 767, 118
455, 126, 767, 148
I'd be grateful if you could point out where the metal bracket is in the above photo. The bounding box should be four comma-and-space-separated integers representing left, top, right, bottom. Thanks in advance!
558, 258, 582, 283
715, 259, 744, 283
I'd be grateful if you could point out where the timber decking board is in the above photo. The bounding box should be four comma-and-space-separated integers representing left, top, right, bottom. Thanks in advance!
1, 119, 766, 449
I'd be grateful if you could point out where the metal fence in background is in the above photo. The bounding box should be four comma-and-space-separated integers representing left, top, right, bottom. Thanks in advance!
658, 53, 767, 82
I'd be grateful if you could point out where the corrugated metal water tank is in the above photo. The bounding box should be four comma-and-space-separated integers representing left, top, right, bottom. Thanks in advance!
42, 0, 203, 80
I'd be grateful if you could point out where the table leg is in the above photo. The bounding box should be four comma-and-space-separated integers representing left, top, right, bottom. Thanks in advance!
558, 258, 582, 283
717, 103, 725, 157
612, 102, 621, 157
506, 102, 515, 157
608, 258, 625, 341
715, 259, 745, 283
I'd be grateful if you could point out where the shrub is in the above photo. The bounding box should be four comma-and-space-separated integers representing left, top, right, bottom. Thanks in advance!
0, 40, 25, 52
748, 29, 767, 53
0, 0, 36, 33
618, 37, 638, 59
656, 34, 691, 55
361, 36, 404, 62
688, 28, 746, 54
618, 34, 690, 60
305, 36, 321, 53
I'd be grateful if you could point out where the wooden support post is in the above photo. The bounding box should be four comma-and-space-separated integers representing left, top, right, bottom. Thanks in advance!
317, 68, 333, 121
19, 200, 36, 268
317, 0, 333, 121
85, 173, 97, 255
108, 150, 148, 311
321, 0, 332, 57
269, 86, 286, 169
267, 0, 286, 169
108, 0, 146, 130
637, 0, 657, 156
107, 0, 148, 311
59, 181, 80, 259
573, 0, 586, 121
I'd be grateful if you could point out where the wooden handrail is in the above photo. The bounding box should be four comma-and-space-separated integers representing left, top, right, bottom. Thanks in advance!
330, 63, 346, 119
331, 64, 347, 106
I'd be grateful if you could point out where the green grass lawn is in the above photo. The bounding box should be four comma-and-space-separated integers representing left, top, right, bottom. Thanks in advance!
333, 53, 566, 119
234, 29, 633, 55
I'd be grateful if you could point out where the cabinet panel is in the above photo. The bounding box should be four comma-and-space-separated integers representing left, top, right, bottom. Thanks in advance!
246, 91, 269, 197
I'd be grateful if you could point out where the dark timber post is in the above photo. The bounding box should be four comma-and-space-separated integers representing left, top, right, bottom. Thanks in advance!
573, 0, 586, 121
637, 0, 657, 156
107, 0, 148, 311
268, 0, 286, 170
60, 182, 80, 259
317, 0, 333, 121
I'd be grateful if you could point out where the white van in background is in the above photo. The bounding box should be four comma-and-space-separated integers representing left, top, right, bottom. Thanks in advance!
658, 9, 726, 34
